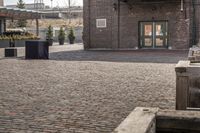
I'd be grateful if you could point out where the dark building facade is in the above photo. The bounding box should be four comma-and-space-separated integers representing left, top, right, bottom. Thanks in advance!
83, 0, 200, 50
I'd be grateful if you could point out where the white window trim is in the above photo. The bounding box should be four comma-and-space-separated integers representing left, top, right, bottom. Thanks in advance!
96, 19, 107, 28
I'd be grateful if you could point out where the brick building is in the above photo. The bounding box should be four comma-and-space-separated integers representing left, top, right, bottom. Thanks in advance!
83, 0, 200, 50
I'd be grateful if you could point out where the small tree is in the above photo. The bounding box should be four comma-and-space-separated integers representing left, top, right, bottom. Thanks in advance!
58, 27, 66, 45
17, 0, 27, 27
46, 25, 53, 40
46, 25, 53, 46
68, 27, 75, 44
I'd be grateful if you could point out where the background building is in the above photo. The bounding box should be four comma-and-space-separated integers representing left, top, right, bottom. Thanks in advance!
83, 0, 200, 50
6, 3, 83, 19
6, 3, 46, 10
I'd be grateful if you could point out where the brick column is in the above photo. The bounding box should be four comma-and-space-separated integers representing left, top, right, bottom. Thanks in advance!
195, 0, 200, 46
83, 0, 91, 49
111, 0, 120, 49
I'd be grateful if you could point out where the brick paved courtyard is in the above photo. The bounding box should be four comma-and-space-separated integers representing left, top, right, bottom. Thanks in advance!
0, 45, 187, 133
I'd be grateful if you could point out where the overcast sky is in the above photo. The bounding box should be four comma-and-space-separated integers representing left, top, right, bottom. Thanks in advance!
5, 0, 83, 7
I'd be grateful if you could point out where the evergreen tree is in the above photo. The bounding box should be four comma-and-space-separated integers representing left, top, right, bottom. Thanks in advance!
68, 27, 75, 44
17, 0, 25, 8
17, 0, 27, 27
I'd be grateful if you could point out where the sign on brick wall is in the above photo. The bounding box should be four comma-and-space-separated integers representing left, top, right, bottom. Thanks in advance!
96, 19, 107, 28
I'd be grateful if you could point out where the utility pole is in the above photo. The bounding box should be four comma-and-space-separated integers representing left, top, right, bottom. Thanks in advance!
51, 0, 53, 9
68, 0, 71, 8
67, 0, 72, 24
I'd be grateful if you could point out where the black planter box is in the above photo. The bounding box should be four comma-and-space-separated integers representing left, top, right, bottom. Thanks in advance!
25, 41, 49, 59
5, 48, 17, 57
46, 39, 53, 46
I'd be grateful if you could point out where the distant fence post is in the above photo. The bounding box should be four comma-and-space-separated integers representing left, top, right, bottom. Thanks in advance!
36, 18, 39, 36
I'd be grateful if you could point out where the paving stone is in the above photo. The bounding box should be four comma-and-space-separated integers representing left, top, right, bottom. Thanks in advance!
0, 45, 187, 133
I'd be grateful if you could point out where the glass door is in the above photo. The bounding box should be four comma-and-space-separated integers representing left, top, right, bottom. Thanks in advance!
140, 21, 168, 48
140, 22, 153, 48
154, 22, 168, 48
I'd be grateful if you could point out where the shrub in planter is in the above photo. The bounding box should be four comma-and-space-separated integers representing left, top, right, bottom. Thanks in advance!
58, 27, 66, 45
68, 27, 75, 44
0, 32, 39, 48
46, 25, 53, 46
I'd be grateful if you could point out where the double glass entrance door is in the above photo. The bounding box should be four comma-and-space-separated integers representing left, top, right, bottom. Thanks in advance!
140, 21, 168, 48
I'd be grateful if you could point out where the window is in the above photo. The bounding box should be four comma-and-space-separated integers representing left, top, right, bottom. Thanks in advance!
96, 19, 107, 28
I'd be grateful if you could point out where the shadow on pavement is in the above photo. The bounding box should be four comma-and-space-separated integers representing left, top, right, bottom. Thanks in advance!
49, 49, 188, 64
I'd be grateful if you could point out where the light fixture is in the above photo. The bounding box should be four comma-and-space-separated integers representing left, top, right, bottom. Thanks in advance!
181, 0, 184, 11
113, 3, 117, 11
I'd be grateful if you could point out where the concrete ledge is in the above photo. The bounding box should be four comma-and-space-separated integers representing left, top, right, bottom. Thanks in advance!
175, 61, 190, 73
113, 107, 158, 133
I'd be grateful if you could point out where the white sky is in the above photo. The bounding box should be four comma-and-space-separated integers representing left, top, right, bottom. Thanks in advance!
5, 0, 83, 7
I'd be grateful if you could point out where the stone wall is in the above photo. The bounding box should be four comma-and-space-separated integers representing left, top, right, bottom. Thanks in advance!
0, 40, 27, 48
83, 0, 193, 50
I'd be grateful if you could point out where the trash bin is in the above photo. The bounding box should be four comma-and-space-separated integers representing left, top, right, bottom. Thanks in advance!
25, 41, 49, 59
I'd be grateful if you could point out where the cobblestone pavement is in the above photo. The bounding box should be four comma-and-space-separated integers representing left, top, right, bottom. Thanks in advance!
0, 45, 188, 133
